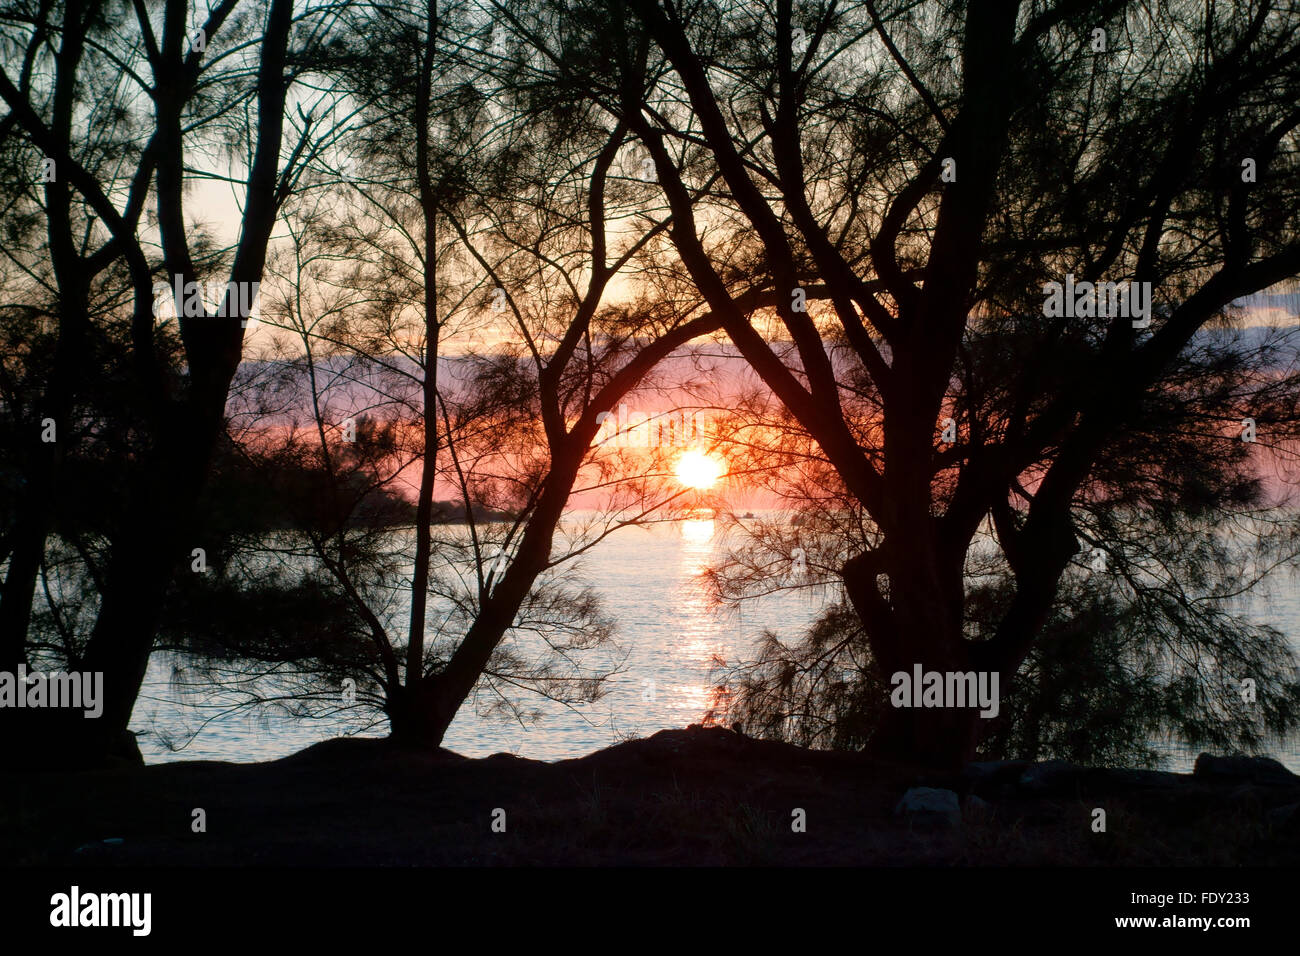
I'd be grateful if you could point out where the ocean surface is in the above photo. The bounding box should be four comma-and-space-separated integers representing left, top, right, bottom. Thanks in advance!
128, 517, 1300, 772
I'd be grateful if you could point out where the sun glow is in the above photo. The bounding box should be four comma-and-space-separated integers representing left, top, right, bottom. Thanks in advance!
674, 450, 725, 490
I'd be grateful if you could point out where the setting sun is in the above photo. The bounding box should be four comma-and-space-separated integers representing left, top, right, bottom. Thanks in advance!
674, 450, 725, 490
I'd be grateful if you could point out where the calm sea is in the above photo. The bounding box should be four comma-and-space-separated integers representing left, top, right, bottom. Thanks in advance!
129, 518, 1300, 771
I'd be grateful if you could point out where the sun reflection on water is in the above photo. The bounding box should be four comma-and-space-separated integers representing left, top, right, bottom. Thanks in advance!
679, 516, 715, 547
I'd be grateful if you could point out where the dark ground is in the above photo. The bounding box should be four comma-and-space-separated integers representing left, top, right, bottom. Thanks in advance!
4, 725, 1300, 865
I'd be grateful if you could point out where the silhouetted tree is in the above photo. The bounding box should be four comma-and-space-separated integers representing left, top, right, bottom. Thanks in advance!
0, 0, 342, 763
550, 0, 1300, 765
145, 0, 809, 749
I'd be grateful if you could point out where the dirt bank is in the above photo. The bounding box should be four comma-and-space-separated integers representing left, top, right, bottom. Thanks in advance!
4, 725, 1299, 865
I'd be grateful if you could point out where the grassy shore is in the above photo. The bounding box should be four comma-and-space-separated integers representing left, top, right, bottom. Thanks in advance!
4, 725, 1299, 865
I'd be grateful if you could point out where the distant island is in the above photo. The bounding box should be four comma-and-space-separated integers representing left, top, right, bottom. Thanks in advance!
428, 501, 515, 525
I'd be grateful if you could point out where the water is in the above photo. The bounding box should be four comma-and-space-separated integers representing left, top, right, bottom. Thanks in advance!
128, 519, 1300, 771
130, 518, 824, 763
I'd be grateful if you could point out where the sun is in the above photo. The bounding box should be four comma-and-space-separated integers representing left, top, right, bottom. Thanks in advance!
674, 450, 725, 490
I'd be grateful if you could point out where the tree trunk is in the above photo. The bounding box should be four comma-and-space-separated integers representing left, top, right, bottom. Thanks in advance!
387, 442, 587, 749
406, 0, 441, 679
386, 676, 449, 748
73, 424, 211, 761
0, 314, 90, 670
389, 555, 546, 750
0, 25, 94, 669
866, 703, 983, 769
0, 514, 48, 671
845, 536, 990, 769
